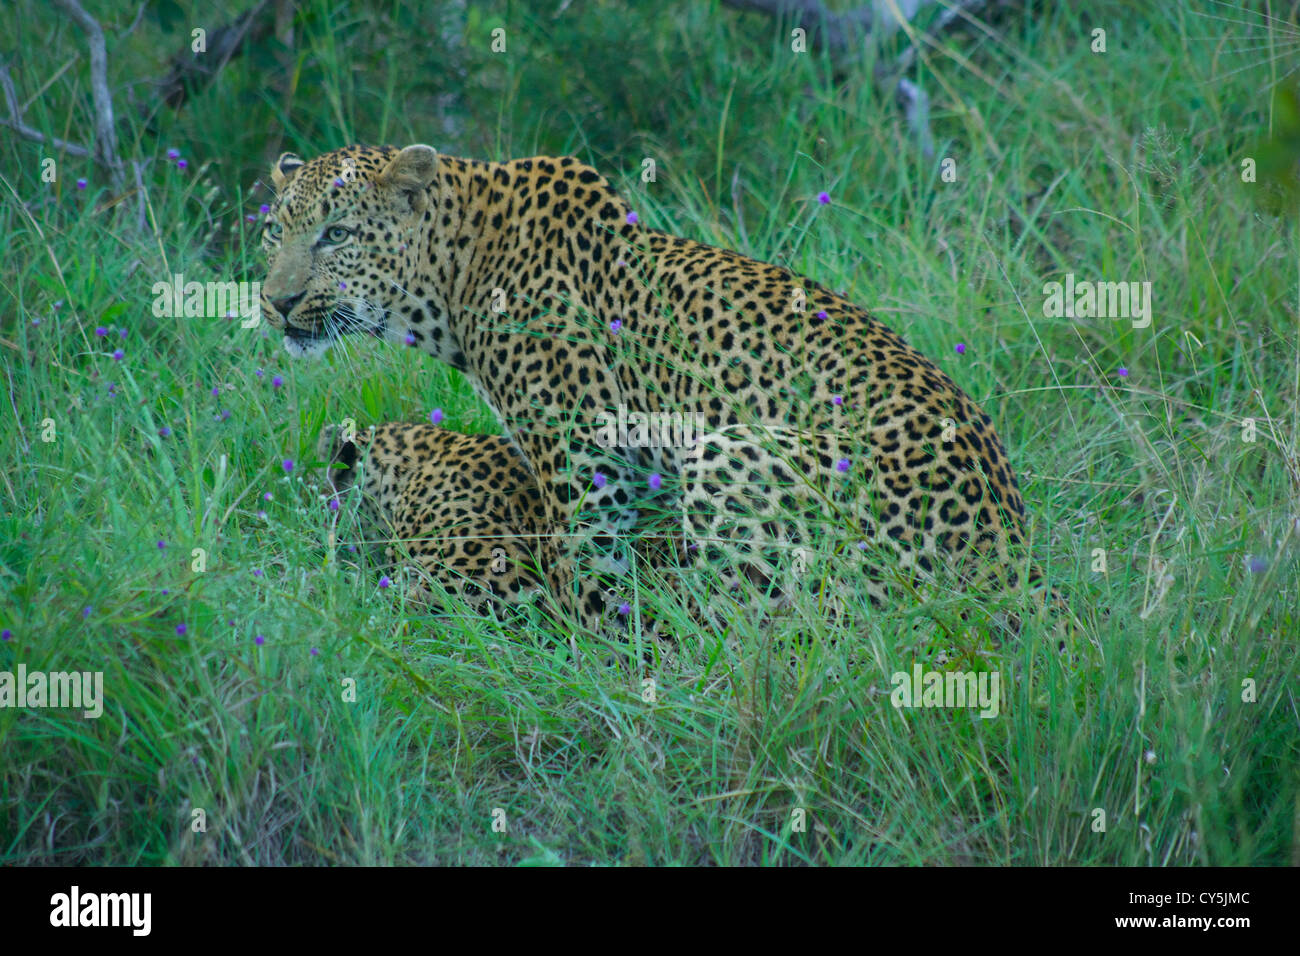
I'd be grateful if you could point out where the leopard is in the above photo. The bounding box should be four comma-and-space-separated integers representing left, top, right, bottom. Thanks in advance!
317, 421, 547, 613
318, 420, 688, 637
261, 143, 1056, 637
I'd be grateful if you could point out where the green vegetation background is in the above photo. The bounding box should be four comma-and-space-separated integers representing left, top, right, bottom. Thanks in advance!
1, 0, 1296, 864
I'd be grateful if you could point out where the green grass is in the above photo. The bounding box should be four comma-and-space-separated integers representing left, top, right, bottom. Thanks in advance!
1, 0, 1297, 865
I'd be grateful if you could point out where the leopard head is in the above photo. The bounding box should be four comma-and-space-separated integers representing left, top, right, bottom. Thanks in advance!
260, 144, 438, 358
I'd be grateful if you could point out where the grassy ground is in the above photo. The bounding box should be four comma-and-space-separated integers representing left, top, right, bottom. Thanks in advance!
1, 0, 1297, 864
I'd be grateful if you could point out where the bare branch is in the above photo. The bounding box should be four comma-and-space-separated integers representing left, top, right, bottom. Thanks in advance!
896, 78, 934, 159
0, 59, 92, 158
156, 0, 273, 109
120, 1, 149, 39
893, 0, 990, 74
53, 0, 125, 190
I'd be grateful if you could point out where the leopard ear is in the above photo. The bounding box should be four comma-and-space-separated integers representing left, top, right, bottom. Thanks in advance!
378, 144, 437, 213
271, 152, 305, 191
318, 425, 360, 493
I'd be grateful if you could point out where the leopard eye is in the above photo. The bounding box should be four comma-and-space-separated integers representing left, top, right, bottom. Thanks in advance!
264, 221, 283, 241
322, 225, 352, 244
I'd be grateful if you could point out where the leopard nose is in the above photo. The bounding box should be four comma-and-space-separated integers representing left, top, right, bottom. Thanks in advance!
271, 292, 305, 315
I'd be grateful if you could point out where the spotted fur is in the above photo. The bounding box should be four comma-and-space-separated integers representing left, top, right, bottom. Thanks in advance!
318, 423, 545, 612
266, 145, 1044, 632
